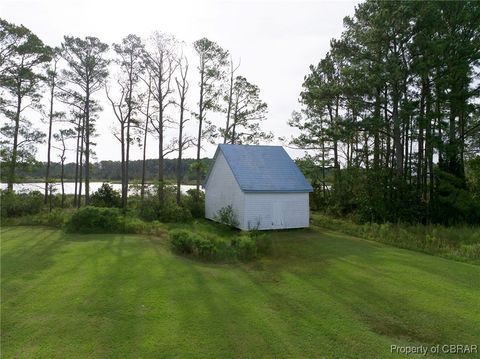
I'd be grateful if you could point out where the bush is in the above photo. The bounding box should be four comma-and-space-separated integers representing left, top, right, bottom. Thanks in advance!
232, 235, 257, 260
194, 236, 217, 259
158, 201, 192, 223
138, 196, 159, 221
215, 205, 239, 228
65, 206, 123, 233
169, 228, 269, 262
45, 209, 69, 227
90, 183, 122, 208
182, 189, 205, 218
138, 195, 192, 223
170, 229, 220, 260
123, 217, 147, 233
170, 229, 201, 254
1, 190, 44, 218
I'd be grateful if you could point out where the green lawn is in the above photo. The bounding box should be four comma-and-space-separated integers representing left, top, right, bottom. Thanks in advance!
1, 225, 479, 358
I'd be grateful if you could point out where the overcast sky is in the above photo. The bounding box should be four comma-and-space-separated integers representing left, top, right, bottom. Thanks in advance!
1, 0, 360, 162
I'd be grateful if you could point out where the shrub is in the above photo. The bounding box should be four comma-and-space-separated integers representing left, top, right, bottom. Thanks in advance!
169, 229, 266, 262
194, 236, 217, 259
123, 217, 147, 233
170, 229, 200, 254
138, 196, 160, 221
45, 209, 69, 227
0, 190, 44, 218
215, 205, 239, 228
232, 235, 257, 260
65, 206, 123, 233
182, 189, 205, 218
90, 183, 122, 208
138, 196, 192, 223
171, 231, 218, 260
158, 201, 192, 223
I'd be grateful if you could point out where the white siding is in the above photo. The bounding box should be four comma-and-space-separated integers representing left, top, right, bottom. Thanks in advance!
243, 192, 310, 230
204, 152, 245, 227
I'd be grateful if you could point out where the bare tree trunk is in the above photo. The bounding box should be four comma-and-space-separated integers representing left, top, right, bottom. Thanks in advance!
373, 88, 381, 171
417, 78, 426, 191
224, 59, 238, 144
141, 79, 152, 202
44, 77, 55, 203
392, 81, 403, 180
84, 87, 91, 205
77, 116, 85, 208
158, 106, 164, 203
196, 61, 205, 191
175, 60, 188, 204
60, 156, 65, 208
231, 94, 239, 144
73, 116, 81, 205
8, 84, 22, 191
120, 126, 126, 207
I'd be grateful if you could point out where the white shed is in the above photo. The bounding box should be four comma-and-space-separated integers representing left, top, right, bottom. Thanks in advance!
204, 144, 313, 230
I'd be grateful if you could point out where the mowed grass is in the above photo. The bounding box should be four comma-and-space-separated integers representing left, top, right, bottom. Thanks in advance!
1, 225, 479, 358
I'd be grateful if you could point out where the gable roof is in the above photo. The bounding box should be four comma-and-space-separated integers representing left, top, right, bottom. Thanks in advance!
205, 144, 313, 193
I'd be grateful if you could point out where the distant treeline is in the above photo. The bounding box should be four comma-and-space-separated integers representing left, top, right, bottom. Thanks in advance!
14, 158, 213, 183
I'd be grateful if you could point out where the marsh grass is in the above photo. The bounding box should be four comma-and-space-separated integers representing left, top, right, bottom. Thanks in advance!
311, 212, 480, 263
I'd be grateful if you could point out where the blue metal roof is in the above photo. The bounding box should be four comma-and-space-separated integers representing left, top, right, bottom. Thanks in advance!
206, 144, 313, 193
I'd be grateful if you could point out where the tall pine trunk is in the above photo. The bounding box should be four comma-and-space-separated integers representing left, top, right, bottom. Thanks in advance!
141, 81, 151, 201
84, 87, 91, 205
196, 62, 205, 191
8, 82, 22, 191
44, 77, 55, 203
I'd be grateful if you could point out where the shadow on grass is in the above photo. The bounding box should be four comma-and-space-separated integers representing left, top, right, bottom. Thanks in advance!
1, 227, 65, 286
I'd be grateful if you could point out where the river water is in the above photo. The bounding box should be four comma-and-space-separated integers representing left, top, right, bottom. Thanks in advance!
0, 182, 201, 196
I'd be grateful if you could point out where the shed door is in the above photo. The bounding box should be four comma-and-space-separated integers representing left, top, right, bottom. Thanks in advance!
272, 202, 285, 228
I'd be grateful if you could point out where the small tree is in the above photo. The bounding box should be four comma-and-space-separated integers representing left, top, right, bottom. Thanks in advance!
90, 183, 122, 208
215, 205, 239, 228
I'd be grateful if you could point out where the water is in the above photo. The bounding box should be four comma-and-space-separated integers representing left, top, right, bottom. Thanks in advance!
0, 182, 201, 196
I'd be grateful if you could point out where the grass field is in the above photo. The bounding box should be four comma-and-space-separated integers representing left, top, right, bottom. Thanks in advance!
1, 225, 479, 358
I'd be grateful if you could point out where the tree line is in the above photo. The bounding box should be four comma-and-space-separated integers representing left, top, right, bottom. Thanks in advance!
13, 158, 212, 184
289, 0, 480, 224
0, 20, 271, 209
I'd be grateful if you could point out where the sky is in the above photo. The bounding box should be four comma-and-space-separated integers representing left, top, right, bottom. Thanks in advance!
0, 0, 360, 162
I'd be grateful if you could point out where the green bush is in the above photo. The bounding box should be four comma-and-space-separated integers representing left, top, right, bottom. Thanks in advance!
232, 235, 257, 260
138, 195, 192, 223
158, 201, 192, 223
215, 205, 239, 228
170, 229, 200, 254
65, 206, 123, 233
194, 236, 217, 259
170, 229, 220, 260
138, 196, 159, 221
1, 190, 44, 218
182, 189, 205, 218
90, 183, 122, 208
123, 217, 147, 233
45, 209, 69, 227
169, 228, 268, 262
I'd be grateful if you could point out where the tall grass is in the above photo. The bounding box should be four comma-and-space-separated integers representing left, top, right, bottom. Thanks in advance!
311, 213, 480, 264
